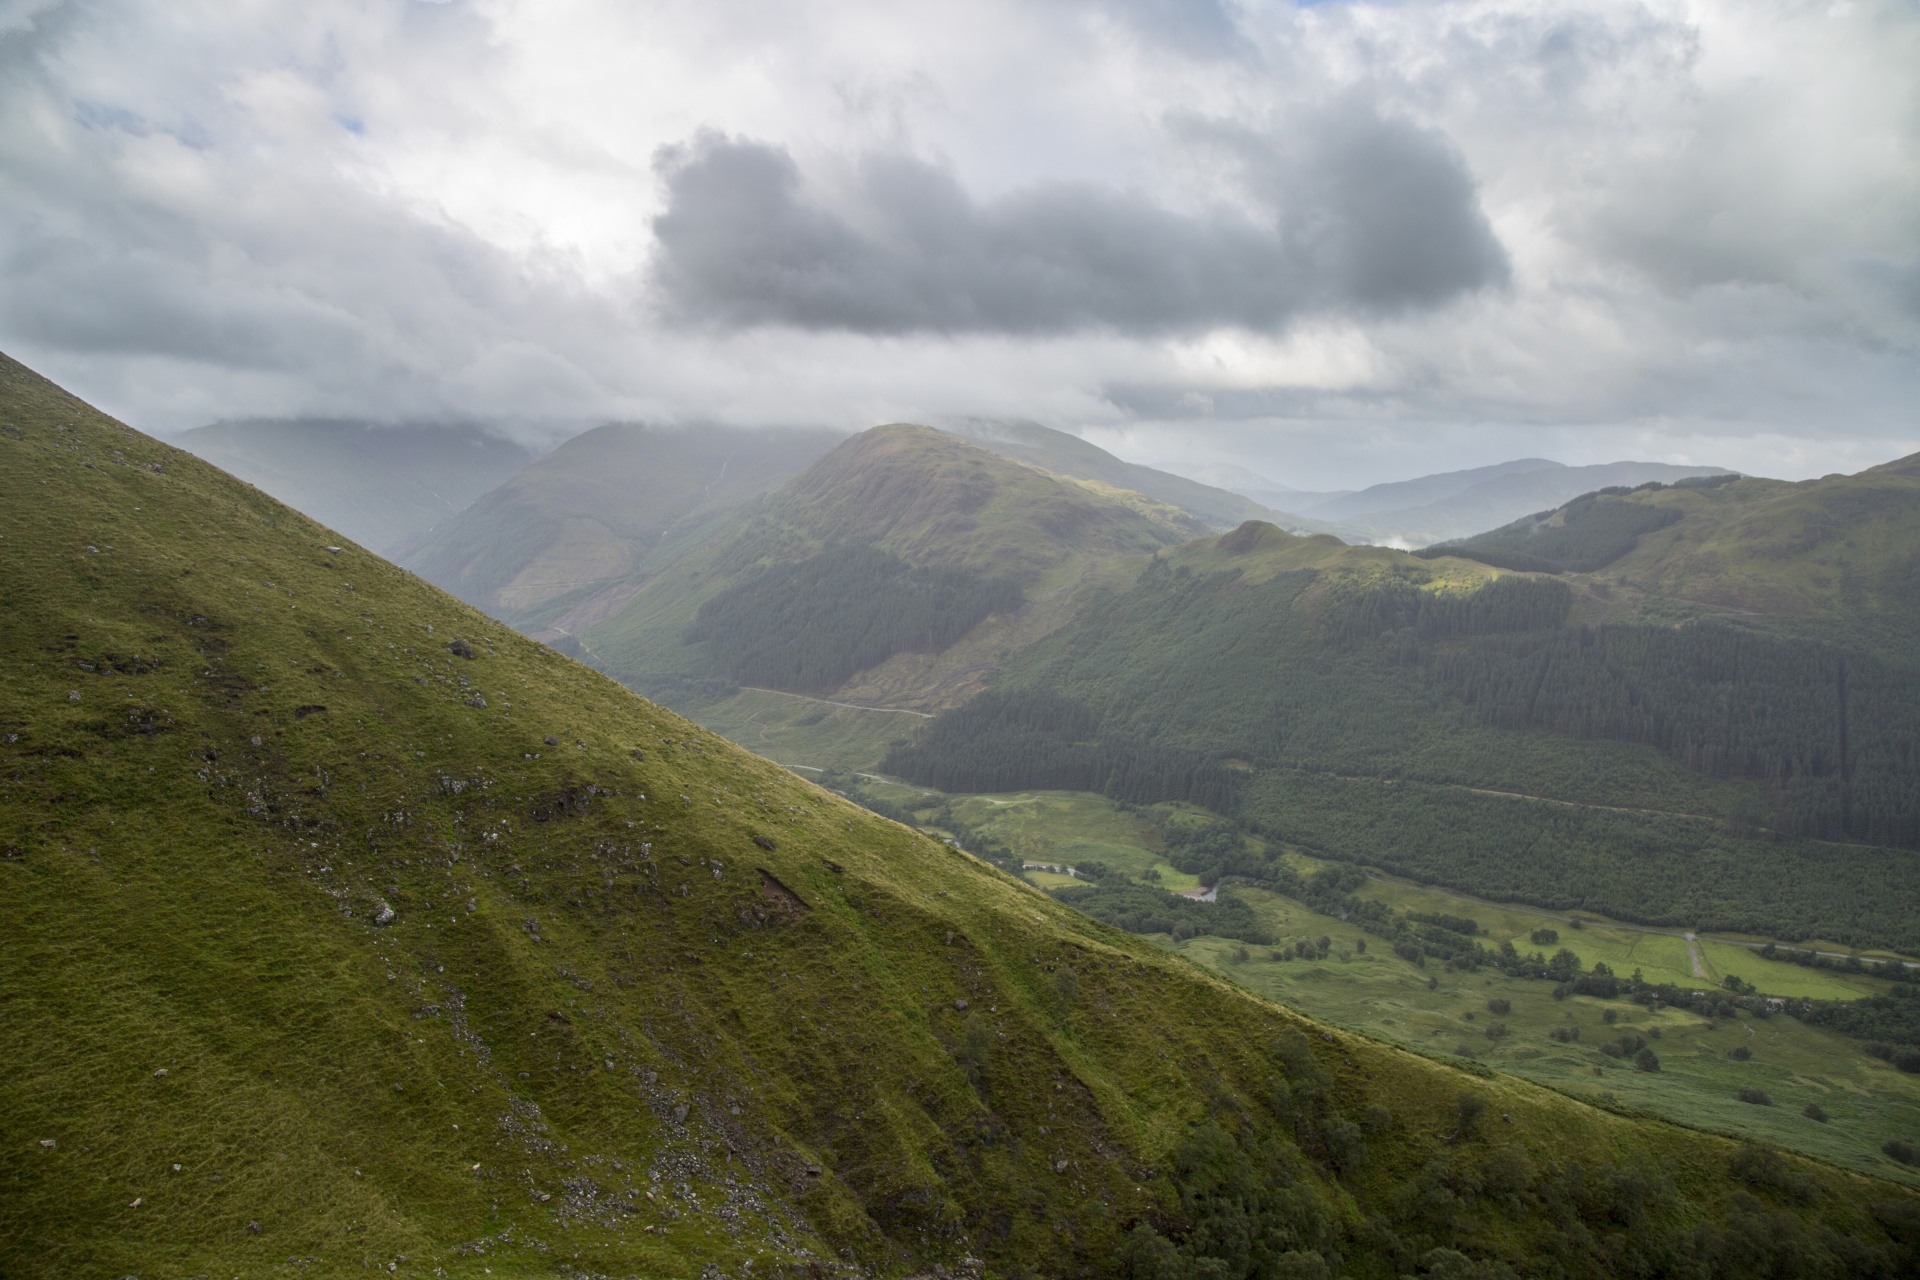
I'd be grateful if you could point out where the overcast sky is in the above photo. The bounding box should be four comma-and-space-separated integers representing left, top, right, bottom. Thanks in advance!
1, 0, 1915, 489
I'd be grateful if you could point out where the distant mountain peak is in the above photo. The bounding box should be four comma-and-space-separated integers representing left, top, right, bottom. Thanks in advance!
938, 417, 1300, 532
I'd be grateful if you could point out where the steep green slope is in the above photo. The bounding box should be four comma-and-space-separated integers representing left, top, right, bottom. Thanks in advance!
886, 512, 1920, 950
175, 418, 541, 555
1603, 460, 1920, 641
580, 425, 1203, 709
8, 355, 1919, 1279
398, 421, 845, 622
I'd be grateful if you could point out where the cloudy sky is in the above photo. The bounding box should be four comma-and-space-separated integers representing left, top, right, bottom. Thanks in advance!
1, 0, 1915, 489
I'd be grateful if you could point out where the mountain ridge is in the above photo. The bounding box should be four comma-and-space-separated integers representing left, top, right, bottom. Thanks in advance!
1303, 459, 1565, 522
1335, 461, 1736, 546
943, 418, 1326, 534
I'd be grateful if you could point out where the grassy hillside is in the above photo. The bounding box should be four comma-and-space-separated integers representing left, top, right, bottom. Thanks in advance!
176, 418, 540, 556
579, 425, 1201, 710
398, 422, 845, 622
7, 354, 1920, 1278
884, 508, 1920, 949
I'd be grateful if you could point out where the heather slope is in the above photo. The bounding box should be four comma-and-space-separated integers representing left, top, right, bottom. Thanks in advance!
1428, 464, 1920, 632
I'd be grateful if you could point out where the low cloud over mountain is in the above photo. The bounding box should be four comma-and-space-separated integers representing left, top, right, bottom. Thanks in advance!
0, 0, 1915, 483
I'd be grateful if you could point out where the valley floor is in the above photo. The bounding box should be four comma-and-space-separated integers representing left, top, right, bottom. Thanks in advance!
674, 687, 1920, 1188
955, 786, 1920, 1187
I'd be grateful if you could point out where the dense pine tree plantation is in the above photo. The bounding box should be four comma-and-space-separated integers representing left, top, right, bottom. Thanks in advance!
1237, 769, 1920, 950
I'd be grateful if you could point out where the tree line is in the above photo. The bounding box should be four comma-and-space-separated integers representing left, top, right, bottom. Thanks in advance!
1240, 770, 1920, 953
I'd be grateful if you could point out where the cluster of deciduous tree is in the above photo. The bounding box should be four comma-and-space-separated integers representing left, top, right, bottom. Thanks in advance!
1794, 991, 1920, 1056
1756, 942, 1919, 985
685, 544, 1022, 693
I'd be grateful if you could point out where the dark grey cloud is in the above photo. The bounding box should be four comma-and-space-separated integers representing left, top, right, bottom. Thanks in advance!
649, 105, 1508, 336
1188, 106, 1516, 313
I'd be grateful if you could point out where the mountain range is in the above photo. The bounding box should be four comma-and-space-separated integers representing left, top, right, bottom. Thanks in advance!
496, 424, 1920, 946
16, 351, 1919, 1275
173, 414, 1919, 928
1198, 458, 1738, 547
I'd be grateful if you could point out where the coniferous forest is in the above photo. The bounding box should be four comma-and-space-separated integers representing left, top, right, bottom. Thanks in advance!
887, 558, 1920, 949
